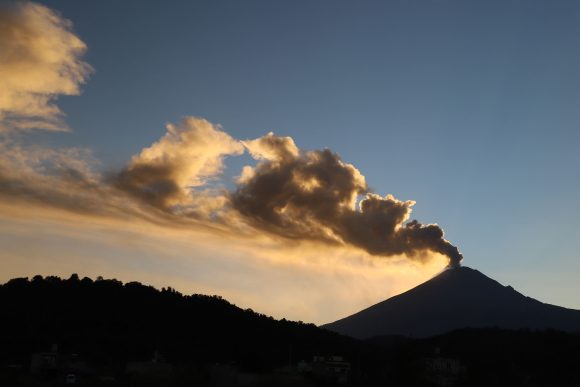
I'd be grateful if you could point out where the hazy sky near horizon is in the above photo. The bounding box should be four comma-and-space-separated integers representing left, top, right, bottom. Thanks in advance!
1, 0, 580, 323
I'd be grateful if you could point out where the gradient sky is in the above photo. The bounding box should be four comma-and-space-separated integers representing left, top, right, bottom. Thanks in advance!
2, 0, 580, 322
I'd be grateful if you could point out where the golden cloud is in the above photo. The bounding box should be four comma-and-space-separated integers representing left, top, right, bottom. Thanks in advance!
0, 2, 91, 132
112, 117, 244, 210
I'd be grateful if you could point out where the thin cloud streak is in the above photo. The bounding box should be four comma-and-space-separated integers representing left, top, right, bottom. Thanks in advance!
0, 207, 448, 324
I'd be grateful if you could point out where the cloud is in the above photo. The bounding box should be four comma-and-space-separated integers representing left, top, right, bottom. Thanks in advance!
233, 133, 463, 266
0, 140, 102, 212
0, 1, 91, 132
232, 140, 365, 242
243, 132, 300, 163
111, 117, 244, 212
0, 116, 461, 266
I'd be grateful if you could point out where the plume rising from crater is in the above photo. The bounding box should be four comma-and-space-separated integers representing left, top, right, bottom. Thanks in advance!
1, 116, 462, 266
233, 132, 463, 266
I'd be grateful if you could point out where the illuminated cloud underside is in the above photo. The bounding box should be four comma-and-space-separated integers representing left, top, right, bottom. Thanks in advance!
0, 204, 449, 324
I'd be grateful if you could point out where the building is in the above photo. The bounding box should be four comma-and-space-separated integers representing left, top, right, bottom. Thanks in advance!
311, 355, 351, 385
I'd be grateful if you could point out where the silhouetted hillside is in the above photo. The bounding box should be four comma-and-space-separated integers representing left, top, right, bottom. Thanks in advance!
1, 275, 377, 386
0, 275, 356, 368
3, 274, 580, 387
324, 266, 580, 338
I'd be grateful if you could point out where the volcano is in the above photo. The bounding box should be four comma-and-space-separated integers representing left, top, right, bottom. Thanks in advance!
322, 266, 580, 339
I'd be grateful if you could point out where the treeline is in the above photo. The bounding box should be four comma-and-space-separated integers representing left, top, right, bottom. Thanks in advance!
3, 275, 580, 386
0, 274, 358, 371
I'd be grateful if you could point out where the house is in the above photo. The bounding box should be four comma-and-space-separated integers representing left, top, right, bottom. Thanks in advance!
423, 354, 466, 387
30, 344, 93, 383
311, 355, 351, 385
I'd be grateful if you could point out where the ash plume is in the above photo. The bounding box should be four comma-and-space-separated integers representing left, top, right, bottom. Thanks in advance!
1, 117, 462, 266
233, 133, 463, 266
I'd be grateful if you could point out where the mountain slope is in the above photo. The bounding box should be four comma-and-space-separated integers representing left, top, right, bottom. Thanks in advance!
322, 266, 580, 338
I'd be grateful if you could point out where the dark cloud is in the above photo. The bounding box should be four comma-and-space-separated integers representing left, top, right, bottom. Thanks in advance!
112, 163, 182, 210
233, 134, 463, 266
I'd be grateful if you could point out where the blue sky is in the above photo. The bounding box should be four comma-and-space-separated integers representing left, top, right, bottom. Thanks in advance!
4, 0, 580, 314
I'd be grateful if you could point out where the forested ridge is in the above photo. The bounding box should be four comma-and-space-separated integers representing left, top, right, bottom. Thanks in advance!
0, 274, 357, 370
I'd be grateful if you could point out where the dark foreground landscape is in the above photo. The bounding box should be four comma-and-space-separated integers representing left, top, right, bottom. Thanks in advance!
2, 275, 580, 387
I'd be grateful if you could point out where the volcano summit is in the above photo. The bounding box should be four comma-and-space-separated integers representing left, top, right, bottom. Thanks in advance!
323, 266, 580, 338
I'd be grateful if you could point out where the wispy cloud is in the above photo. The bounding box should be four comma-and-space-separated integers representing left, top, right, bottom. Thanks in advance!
0, 2, 91, 132
0, 205, 449, 324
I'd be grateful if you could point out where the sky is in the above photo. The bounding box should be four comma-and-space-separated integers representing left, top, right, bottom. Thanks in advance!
1, 0, 580, 324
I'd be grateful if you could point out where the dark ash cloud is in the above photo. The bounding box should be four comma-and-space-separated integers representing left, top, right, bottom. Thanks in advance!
233, 133, 463, 266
